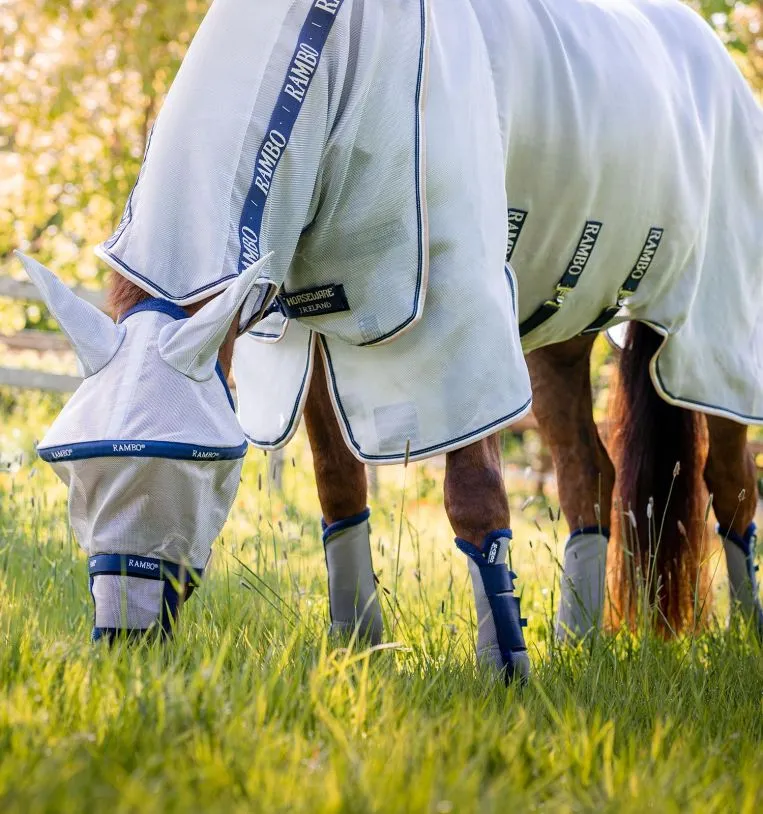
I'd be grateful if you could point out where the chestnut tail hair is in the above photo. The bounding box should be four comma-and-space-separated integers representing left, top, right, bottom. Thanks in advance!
609, 322, 709, 634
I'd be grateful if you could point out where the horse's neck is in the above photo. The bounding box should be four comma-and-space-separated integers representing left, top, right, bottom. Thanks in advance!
108, 272, 151, 320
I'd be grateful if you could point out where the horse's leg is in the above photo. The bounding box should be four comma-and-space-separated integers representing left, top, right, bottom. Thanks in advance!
303, 350, 382, 644
704, 415, 762, 632
525, 335, 615, 641
445, 435, 529, 681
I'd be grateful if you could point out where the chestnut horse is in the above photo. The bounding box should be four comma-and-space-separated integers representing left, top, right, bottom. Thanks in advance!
23, 0, 763, 684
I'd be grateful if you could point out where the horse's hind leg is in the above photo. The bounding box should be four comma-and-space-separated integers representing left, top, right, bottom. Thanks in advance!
303, 350, 382, 644
704, 415, 762, 633
445, 436, 529, 682
526, 335, 615, 641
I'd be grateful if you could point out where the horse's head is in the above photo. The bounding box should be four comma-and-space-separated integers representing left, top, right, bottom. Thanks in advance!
15, 251, 273, 639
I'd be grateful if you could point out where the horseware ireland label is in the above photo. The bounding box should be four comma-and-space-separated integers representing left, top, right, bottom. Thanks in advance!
278, 284, 350, 318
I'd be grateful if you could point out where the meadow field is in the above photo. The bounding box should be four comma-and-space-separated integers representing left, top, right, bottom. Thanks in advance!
1, 394, 762, 814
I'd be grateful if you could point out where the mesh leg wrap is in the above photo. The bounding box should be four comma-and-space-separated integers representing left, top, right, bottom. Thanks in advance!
719, 523, 763, 635
556, 528, 609, 642
89, 555, 203, 642
323, 509, 383, 645
456, 530, 529, 683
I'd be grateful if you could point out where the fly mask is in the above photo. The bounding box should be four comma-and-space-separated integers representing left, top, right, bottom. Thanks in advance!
16, 251, 275, 639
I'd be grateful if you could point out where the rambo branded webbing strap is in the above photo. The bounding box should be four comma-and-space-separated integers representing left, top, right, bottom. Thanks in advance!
506, 208, 528, 263
236, 0, 346, 277
519, 221, 602, 338
581, 227, 665, 335
89, 554, 204, 641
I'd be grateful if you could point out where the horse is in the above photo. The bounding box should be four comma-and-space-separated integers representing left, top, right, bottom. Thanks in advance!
18, 0, 763, 682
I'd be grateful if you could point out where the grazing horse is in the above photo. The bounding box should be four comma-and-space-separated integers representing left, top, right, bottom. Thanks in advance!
19, 0, 763, 681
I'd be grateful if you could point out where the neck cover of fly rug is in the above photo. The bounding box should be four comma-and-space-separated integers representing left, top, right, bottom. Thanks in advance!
93, 0, 763, 464
93, 0, 535, 463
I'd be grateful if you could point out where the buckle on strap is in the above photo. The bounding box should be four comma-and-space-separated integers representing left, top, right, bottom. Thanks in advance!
88, 554, 204, 586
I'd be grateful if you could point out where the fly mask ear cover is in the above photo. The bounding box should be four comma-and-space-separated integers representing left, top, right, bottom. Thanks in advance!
20, 252, 274, 639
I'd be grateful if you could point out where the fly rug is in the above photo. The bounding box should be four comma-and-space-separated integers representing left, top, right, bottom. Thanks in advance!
19, 0, 763, 681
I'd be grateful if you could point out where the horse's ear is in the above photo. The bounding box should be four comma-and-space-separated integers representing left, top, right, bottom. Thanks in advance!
158, 253, 274, 382
15, 251, 126, 377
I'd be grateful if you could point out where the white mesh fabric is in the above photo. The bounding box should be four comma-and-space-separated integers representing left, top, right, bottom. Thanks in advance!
59, 457, 241, 567
234, 320, 315, 449
92, 576, 164, 630
236, 1, 532, 461
241, 0, 763, 457
95, 0, 430, 345
41, 311, 243, 449
38, 309, 246, 566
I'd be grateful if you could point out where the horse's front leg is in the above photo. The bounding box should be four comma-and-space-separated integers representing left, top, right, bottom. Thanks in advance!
704, 415, 762, 634
526, 336, 615, 641
303, 351, 382, 644
445, 435, 529, 682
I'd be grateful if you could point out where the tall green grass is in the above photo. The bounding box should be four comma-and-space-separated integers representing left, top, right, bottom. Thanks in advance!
0, 434, 762, 813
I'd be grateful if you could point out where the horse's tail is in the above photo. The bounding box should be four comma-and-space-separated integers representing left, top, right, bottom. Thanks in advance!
609, 322, 709, 634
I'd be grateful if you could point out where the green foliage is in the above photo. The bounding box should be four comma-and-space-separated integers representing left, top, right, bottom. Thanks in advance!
0, 0, 210, 331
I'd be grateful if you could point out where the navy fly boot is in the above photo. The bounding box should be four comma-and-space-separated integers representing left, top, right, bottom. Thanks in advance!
456, 530, 529, 683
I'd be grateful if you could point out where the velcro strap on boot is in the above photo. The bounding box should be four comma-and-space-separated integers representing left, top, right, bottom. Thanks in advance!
456, 532, 528, 667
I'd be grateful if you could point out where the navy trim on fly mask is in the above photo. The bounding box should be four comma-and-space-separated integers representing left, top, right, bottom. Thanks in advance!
89, 553, 204, 584
119, 297, 189, 323
38, 439, 248, 463
118, 296, 236, 410
89, 554, 204, 641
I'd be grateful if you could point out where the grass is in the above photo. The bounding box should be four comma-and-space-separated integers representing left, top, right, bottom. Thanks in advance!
0, 427, 762, 813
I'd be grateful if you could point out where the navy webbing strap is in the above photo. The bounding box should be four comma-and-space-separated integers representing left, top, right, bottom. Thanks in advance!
718, 523, 758, 558
88, 554, 204, 585
519, 221, 603, 338
89, 554, 204, 639
581, 227, 664, 335
455, 534, 528, 675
